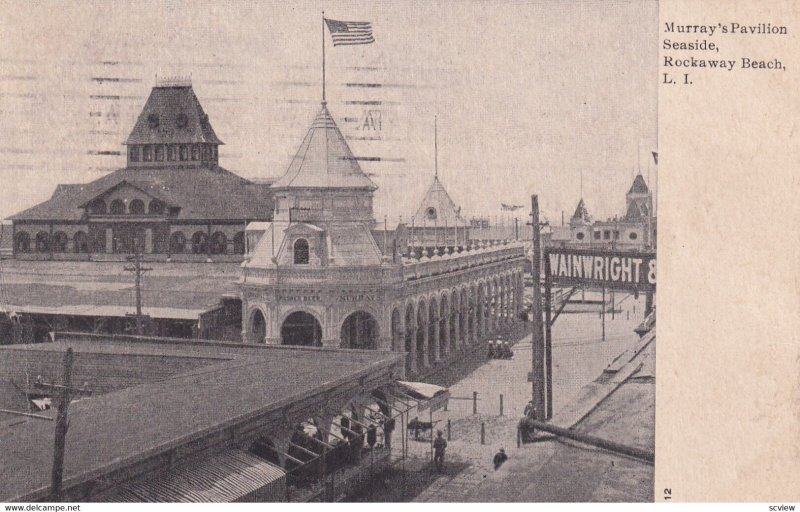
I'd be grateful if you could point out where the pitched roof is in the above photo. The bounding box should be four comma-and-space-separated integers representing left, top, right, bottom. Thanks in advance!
571, 198, 592, 223
624, 198, 650, 222
10, 166, 273, 222
412, 176, 464, 225
125, 85, 223, 145
628, 174, 650, 195
271, 104, 377, 190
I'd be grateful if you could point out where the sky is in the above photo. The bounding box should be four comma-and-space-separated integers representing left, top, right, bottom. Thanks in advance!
0, 0, 657, 225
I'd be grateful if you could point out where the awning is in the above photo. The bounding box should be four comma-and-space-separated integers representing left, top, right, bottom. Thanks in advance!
102, 449, 287, 503
395, 381, 448, 400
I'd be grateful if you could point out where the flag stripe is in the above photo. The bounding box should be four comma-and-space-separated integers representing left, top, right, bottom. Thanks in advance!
325, 18, 374, 45
332, 39, 375, 46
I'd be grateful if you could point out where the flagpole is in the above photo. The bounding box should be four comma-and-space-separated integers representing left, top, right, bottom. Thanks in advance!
322, 11, 326, 103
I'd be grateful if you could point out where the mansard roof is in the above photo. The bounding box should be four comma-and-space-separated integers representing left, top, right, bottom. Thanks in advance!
125, 84, 223, 146
628, 174, 650, 195
412, 176, 464, 225
271, 104, 377, 190
10, 166, 272, 222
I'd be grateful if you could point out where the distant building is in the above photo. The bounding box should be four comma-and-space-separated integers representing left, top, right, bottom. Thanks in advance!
7, 79, 273, 262
548, 174, 656, 251
405, 174, 470, 249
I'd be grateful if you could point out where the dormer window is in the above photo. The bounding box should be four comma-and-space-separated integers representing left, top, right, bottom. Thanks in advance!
293, 238, 310, 265
129, 199, 145, 215
110, 199, 125, 215
148, 200, 164, 215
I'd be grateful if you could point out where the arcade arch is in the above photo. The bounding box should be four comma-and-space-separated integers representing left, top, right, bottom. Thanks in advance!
281, 310, 322, 346
250, 308, 266, 343
340, 310, 379, 350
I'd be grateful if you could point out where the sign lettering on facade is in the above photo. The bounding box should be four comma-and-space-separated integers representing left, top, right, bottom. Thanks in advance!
545, 248, 656, 291
339, 294, 376, 302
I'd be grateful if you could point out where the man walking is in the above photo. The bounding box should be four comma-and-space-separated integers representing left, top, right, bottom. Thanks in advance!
433, 430, 447, 473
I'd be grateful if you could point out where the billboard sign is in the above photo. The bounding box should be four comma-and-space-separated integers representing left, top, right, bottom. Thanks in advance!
545, 248, 656, 292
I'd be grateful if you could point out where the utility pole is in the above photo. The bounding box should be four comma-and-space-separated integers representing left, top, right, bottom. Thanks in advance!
34, 348, 92, 501
124, 249, 152, 335
527, 195, 546, 421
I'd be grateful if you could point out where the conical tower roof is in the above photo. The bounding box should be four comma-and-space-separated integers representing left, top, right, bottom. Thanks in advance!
628, 174, 650, 194
571, 198, 591, 224
412, 176, 463, 225
272, 104, 378, 190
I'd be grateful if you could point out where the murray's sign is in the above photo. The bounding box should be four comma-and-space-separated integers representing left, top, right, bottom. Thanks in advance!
545, 248, 656, 291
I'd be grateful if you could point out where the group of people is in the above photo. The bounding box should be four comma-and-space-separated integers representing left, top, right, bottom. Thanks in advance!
487, 340, 514, 359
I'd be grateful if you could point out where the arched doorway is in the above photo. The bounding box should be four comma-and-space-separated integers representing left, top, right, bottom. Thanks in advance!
281, 311, 322, 346
340, 311, 378, 349
250, 309, 266, 343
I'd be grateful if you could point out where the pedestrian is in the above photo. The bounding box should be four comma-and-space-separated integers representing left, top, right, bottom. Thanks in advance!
487, 340, 496, 359
493, 448, 508, 470
367, 424, 377, 449
523, 400, 534, 418
384, 416, 395, 450
433, 430, 447, 472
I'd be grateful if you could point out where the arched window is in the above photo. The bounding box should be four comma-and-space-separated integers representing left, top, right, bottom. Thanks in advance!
51, 231, 68, 253
210, 232, 227, 255
73, 231, 89, 253
167, 145, 177, 161
110, 199, 125, 215
90, 199, 107, 215
155, 145, 164, 161
35, 231, 50, 252
169, 231, 186, 254
148, 200, 164, 215
233, 231, 246, 254
129, 199, 145, 215
143, 145, 153, 162
180, 145, 189, 161
14, 231, 30, 253
293, 238, 309, 264
191, 231, 209, 254
191, 145, 200, 161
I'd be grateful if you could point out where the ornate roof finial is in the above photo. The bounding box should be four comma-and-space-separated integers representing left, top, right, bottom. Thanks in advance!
434, 114, 438, 180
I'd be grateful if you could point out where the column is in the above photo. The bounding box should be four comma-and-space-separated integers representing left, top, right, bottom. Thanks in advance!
421, 318, 430, 368
453, 308, 461, 351
441, 312, 450, 358
105, 228, 113, 253
407, 324, 418, 374
432, 312, 440, 363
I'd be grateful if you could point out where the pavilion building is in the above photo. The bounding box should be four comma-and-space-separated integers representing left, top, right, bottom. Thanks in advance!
240, 102, 527, 376
8, 79, 273, 262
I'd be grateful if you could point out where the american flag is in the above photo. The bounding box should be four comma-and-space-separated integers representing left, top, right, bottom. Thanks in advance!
324, 18, 375, 46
